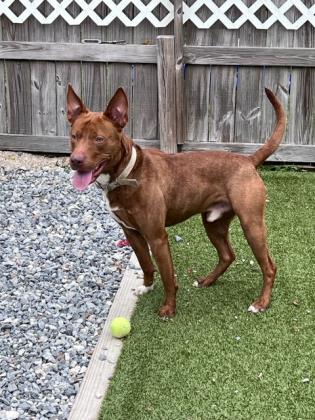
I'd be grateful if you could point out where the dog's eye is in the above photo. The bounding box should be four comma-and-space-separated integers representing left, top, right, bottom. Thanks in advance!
71, 134, 76, 141
95, 136, 105, 143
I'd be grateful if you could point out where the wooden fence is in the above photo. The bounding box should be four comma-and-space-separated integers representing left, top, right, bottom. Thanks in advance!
0, 0, 314, 162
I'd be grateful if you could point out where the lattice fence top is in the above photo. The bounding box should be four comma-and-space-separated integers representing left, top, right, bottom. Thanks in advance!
1, 0, 315, 29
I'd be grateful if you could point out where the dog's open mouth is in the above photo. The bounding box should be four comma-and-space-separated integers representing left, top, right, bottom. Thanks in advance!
72, 160, 107, 191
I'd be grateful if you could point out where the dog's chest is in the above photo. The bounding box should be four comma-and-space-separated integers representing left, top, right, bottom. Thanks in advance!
102, 191, 136, 230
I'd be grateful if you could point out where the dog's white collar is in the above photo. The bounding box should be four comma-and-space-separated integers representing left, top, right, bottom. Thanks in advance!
95, 146, 138, 192
117, 146, 137, 180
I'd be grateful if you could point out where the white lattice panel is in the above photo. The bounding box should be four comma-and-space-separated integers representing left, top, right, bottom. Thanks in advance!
183, 0, 315, 30
0, 0, 314, 29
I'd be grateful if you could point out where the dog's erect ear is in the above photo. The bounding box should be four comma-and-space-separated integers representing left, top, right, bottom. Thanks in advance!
104, 88, 128, 130
67, 84, 88, 124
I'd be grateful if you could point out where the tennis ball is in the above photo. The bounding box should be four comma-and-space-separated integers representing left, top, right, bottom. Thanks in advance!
110, 317, 131, 338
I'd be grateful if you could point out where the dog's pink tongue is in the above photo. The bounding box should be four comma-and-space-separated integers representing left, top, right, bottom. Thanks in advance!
72, 171, 93, 191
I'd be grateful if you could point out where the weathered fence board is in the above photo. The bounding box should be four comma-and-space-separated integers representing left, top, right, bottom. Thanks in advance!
81, 62, 108, 112
234, 3, 267, 145
259, 67, 291, 144
106, 10, 134, 137
0, 60, 5, 133
2, 41, 315, 67
209, 66, 237, 143
81, 3, 108, 119
206, 8, 239, 144
184, 0, 211, 143
183, 46, 315, 67
29, 13, 56, 138
174, 0, 185, 144
157, 36, 177, 153
185, 65, 211, 142
30, 61, 57, 136
81, 17, 108, 114
289, 67, 315, 146
133, 0, 158, 141
4, 62, 32, 135
133, 64, 158, 139
108, 61, 134, 137
0, 23, 5, 132
288, 1, 315, 146
0, 41, 157, 63
55, 15, 81, 137
2, 7, 32, 135
56, 63, 81, 136
260, 3, 293, 145
181, 142, 315, 163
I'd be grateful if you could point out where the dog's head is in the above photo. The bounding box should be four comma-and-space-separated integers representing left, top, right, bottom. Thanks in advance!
67, 85, 129, 191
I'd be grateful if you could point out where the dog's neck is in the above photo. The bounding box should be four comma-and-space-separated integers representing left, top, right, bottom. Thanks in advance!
111, 134, 135, 180
96, 135, 138, 192
116, 145, 137, 180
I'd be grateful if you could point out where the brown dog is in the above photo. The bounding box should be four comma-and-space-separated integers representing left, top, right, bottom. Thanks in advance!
67, 86, 285, 318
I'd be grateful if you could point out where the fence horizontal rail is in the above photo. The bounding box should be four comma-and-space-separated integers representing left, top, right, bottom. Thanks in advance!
1, 42, 314, 68
184, 46, 315, 67
181, 142, 315, 163
0, 135, 160, 154
0, 42, 157, 64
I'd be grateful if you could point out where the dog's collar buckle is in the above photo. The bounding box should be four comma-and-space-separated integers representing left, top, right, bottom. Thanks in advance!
96, 178, 138, 193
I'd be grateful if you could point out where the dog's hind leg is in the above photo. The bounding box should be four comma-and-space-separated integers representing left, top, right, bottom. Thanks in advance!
122, 228, 156, 295
238, 214, 277, 313
232, 179, 277, 313
196, 213, 235, 288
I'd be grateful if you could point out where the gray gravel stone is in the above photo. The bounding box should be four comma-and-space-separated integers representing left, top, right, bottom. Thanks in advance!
0, 165, 132, 419
0, 410, 20, 420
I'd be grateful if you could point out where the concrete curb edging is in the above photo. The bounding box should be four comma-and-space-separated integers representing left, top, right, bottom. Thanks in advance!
68, 253, 143, 420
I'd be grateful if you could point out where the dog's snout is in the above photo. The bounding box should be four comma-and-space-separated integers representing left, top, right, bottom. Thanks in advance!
70, 153, 86, 168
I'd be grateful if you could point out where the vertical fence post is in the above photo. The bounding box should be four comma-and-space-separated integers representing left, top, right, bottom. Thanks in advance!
157, 35, 177, 154
174, 0, 185, 145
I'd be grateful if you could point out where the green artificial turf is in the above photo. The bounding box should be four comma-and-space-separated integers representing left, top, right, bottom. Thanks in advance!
100, 170, 315, 420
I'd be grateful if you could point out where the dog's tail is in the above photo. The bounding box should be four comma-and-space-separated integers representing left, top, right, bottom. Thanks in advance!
250, 88, 286, 168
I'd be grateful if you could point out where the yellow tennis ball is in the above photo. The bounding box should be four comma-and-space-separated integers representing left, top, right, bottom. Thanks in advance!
110, 317, 131, 338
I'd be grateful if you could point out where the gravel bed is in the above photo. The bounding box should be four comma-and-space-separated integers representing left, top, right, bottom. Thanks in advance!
0, 161, 132, 419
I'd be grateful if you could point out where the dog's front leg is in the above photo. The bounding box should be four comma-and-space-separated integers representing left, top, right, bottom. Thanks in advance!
122, 228, 156, 295
147, 231, 177, 319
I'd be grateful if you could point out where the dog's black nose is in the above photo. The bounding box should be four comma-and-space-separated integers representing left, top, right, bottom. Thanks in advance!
70, 153, 85, 168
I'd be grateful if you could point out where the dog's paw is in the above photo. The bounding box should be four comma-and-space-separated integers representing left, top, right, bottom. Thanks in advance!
248, 304, 266, 314
158, 304, 176, 319
133, 284, 154, 296
193, 276, 217, 288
